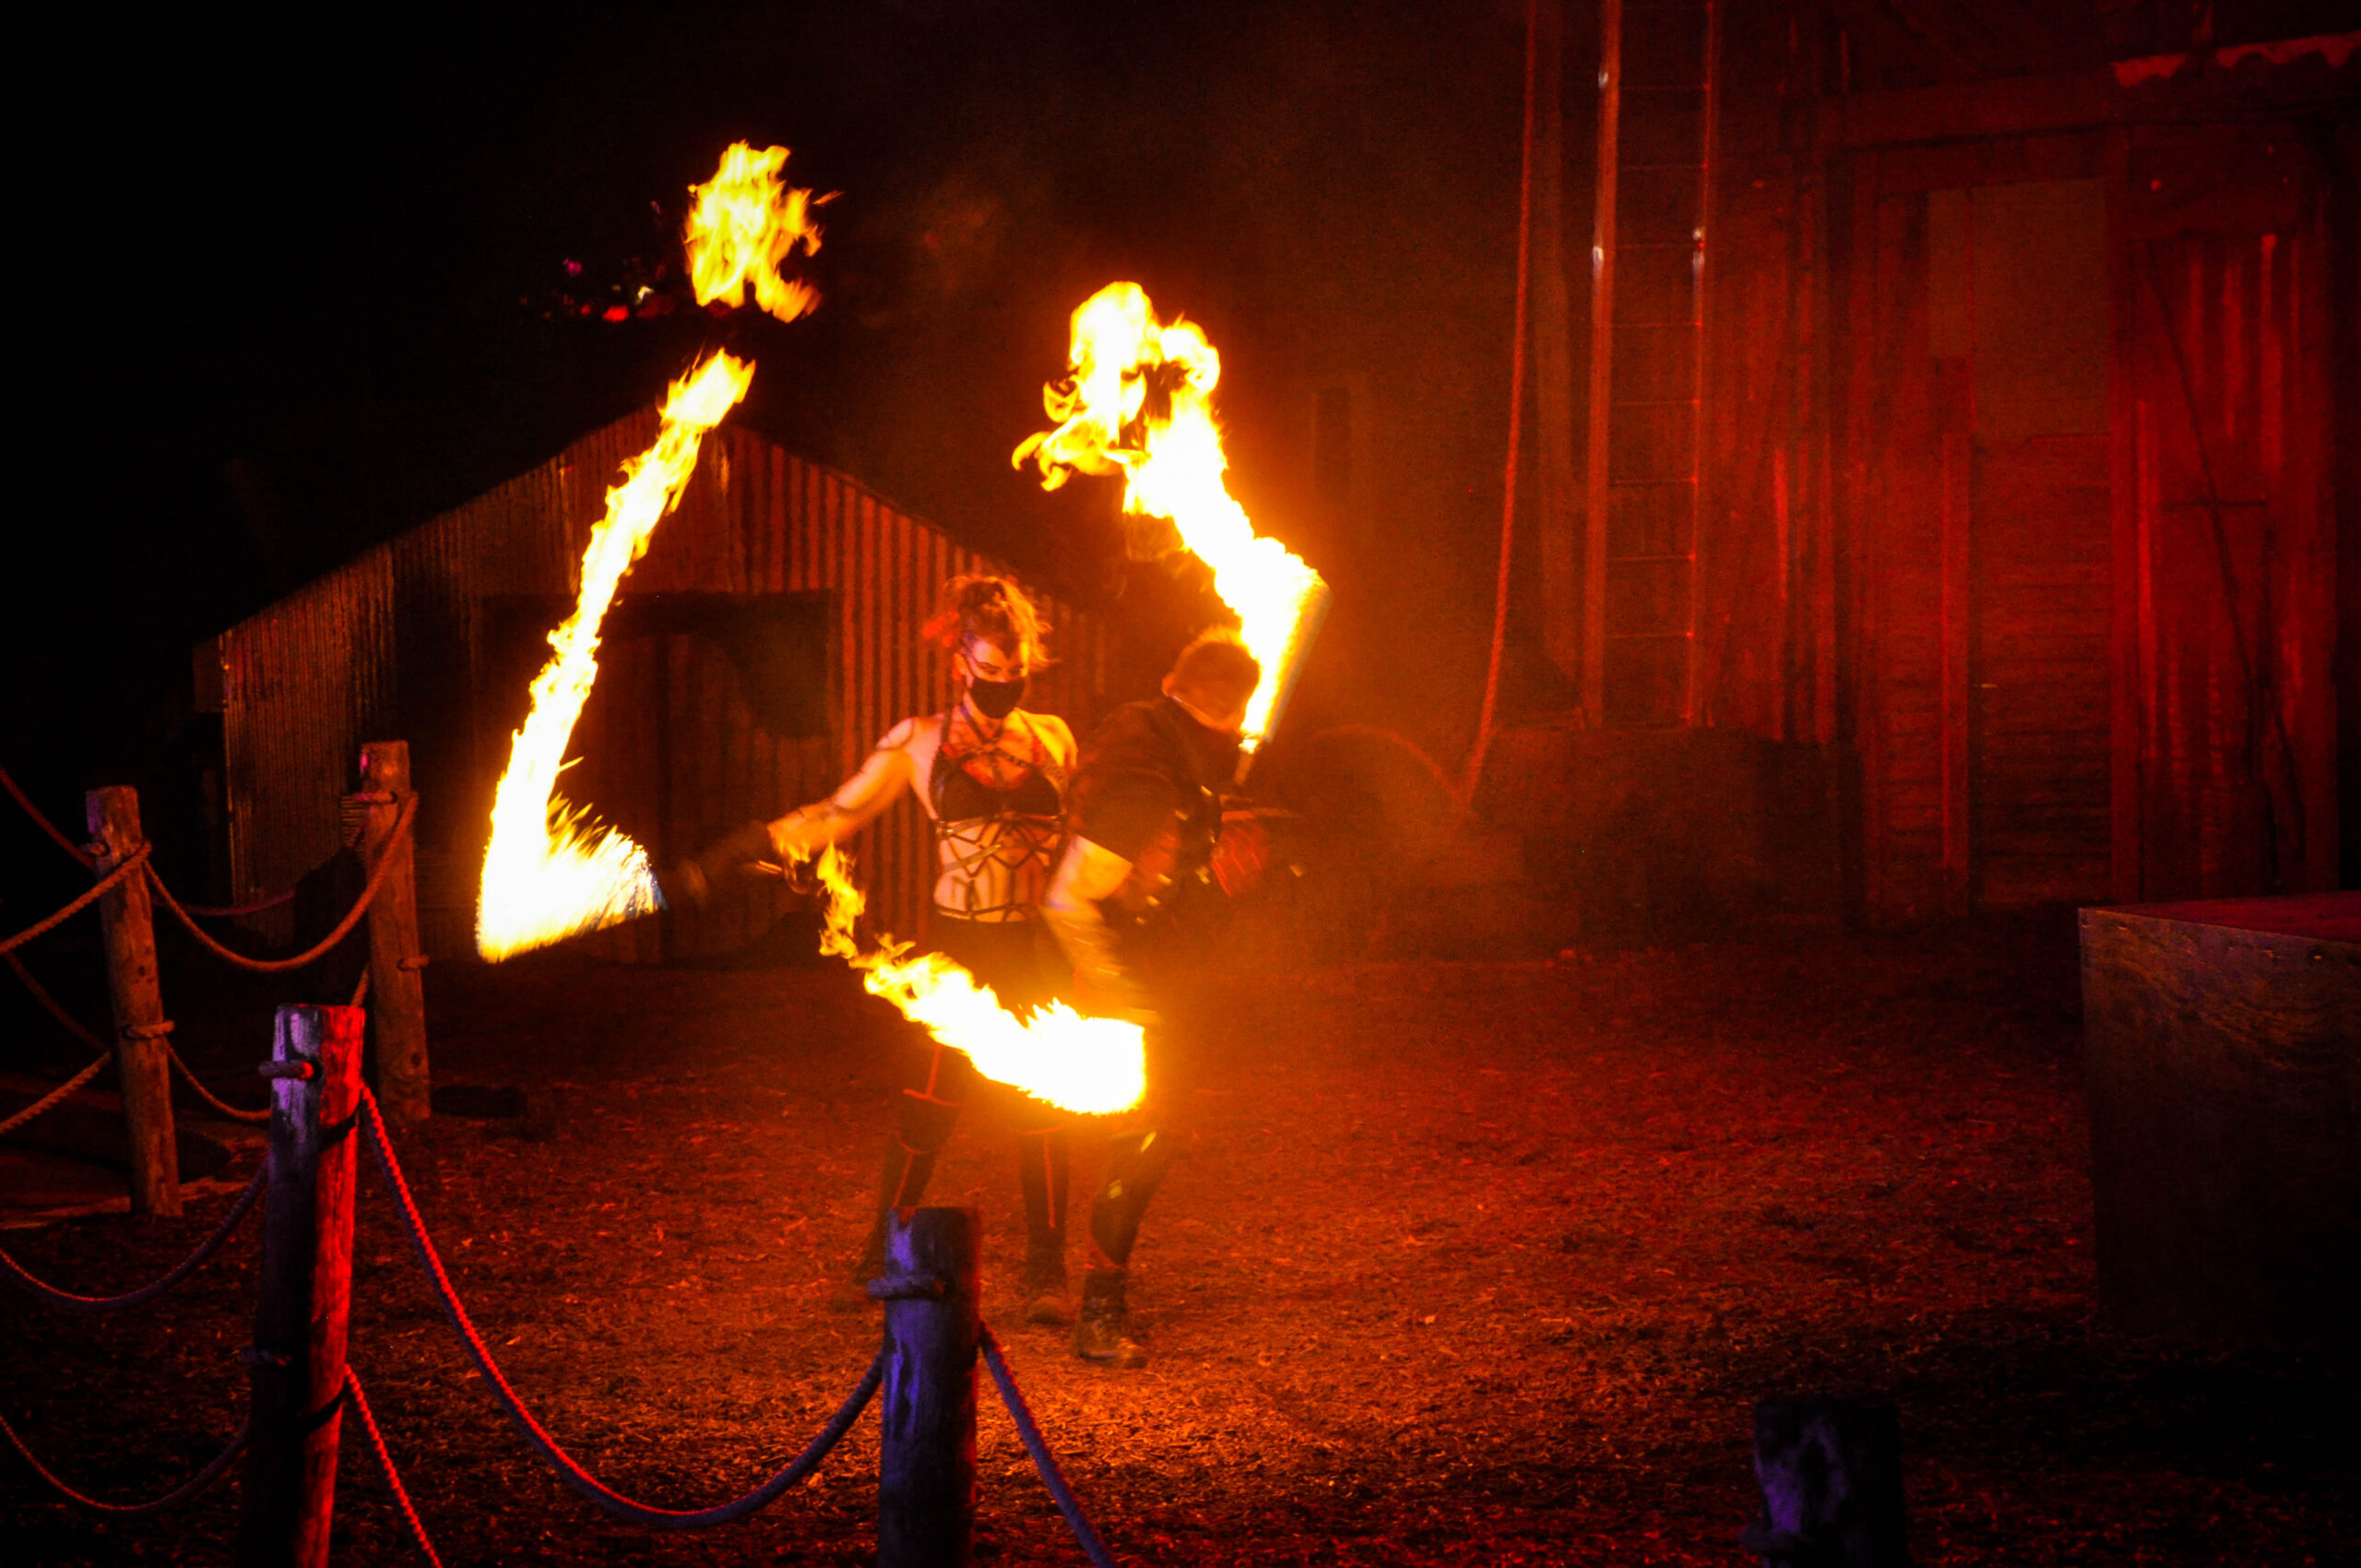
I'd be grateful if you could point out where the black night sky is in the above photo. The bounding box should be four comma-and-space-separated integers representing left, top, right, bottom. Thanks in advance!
11, 0, 1532, 789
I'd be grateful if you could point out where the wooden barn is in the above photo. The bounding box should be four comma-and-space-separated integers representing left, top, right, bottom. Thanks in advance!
1482, 6, 2355, 926
196, 412, 1110, 963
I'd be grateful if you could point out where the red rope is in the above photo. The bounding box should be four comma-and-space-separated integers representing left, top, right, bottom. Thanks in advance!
1459, 0, 1542, 809
0, 764, 95, 868
145, 795, 414, 974
347, 1368, 447, 1568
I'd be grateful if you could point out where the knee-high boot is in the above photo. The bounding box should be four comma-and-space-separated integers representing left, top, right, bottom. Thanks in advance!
1075, 1126, 1173, 1367
1016, 1123, 1073, 1324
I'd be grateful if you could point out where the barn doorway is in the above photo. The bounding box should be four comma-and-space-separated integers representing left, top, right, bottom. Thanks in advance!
1927, 178, 2112, 909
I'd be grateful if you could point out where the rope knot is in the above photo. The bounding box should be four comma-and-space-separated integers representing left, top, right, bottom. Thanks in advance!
121, 1019, 176, 1041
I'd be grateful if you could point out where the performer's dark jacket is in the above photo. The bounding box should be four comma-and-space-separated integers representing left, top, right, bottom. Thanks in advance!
1068, 696, 1241, 956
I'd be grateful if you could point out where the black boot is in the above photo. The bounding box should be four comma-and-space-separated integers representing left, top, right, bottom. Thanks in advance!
1074, 1267, 1146, 1367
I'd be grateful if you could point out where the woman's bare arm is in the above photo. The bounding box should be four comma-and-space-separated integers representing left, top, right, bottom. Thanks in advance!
767, 719, 921, 857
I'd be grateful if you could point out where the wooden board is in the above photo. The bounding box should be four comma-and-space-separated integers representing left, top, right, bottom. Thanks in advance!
2078, 892, 2360, 1346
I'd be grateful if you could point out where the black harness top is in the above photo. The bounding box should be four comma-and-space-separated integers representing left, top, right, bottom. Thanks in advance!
926, 707, 1067, 921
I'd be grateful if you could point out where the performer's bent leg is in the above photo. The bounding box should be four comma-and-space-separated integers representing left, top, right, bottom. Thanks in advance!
1087, 1125, 1174, 1268
1015, 1122, 1074, 1323
851, 1042, 976, 1282
1076, 1123, 1173, 1368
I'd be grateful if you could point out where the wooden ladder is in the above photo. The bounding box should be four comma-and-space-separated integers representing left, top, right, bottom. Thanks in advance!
1582, 0, 1722, 729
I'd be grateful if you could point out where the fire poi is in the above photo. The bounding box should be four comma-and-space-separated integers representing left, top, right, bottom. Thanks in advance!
475, 142, 817, 964
1014, 281, 1331, 759
472, 146, 1149, 1118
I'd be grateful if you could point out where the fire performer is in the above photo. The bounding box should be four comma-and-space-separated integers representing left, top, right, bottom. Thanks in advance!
676, 576, 1082, 1319
1040, 628, 1262, 1367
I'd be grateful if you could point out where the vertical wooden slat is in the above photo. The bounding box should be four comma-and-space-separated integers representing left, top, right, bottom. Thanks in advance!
1581, 0, 1623, 727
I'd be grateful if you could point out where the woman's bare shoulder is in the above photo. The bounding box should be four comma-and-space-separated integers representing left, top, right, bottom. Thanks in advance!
1028, 711, 1077, 762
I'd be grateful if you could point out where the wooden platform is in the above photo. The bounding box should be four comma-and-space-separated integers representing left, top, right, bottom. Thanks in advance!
2078, 892, 2359, 1346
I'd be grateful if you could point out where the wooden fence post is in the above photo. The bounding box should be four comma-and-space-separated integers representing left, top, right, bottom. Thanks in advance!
361, 742, 430, 1123
236, 1004, 362, 1568
1741, 1394, 1911, 1567
877, 1206, 980, 1568
86, 785, 179, 1218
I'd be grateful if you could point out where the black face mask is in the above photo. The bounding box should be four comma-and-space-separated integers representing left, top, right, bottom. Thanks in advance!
967, 674, 1027, 720
1164, 697, 1241, 788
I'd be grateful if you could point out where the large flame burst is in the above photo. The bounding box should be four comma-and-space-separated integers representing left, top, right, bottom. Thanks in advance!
804, 847, 1145, 1114
476, 351, 754, 959
477, 142, 816, 961
1014, 282, 1329, 749
685, 142, 824, 323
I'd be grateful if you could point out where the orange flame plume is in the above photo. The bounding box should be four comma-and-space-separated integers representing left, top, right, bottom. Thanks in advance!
479, 144, 822, 961
685, 142, 824, 324
476, 352, 754, 960
802, 846, 1146, 1114
1014, 282, 1329, 751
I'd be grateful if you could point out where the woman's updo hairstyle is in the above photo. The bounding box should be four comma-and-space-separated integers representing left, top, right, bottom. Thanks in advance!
922, 575, 1050, 671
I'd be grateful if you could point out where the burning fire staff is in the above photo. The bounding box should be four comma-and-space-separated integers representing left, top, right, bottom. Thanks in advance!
1042, 629, 1263, 1367
771, 576, 1082, 1320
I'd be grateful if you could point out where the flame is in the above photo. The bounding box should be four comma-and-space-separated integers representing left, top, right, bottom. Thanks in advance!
476, 351, 754, 960
1014, 282, 1328, 749
803, 846, 1146, 1114
685, 142, 823, 324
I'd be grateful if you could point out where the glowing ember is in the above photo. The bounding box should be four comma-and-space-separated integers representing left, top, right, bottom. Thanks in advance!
1014, 282, 1329, 750
685, 142, 824, 324
476, 352, 754, 960
803, 846, 1146, 1114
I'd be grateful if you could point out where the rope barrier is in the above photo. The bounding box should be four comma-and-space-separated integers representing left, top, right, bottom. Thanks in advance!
0, 1404, 249, 1517
0, 764, 96, 869
175, 888, 299, 920
361, 1087, 884, 1527
145, 796, 415, 974
0, 845, 150, 956
4, 951, 112, 1053
6, 951, 269, 1125
0, 1165, 266, 1312
166, 1044, 273, 1124
0, 1054, 115, 1140
347, 1368, 446, 1568
979, 1326, 1119, 1568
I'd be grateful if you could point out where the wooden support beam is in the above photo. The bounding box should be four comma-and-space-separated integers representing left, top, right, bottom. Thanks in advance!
360, 742, 430, 1123
86, 786, 178, 1218
1533, 0, 1581, 684
1581, 0, 1622, 727
237, 1004, 362, 1568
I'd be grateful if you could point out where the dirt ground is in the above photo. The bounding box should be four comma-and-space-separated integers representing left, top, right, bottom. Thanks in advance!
4, 913, 2355, 1565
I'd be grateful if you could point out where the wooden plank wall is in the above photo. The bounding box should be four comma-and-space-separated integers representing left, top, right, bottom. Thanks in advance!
2114, 127, 2341, 899
1832, 117, 2344, 921
216, 412, 1108, 963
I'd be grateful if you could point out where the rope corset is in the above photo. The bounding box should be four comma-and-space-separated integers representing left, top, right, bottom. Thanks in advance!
928, 705, 1067, 921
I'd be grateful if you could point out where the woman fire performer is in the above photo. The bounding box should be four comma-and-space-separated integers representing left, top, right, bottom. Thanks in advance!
775, 575, 1080, 1319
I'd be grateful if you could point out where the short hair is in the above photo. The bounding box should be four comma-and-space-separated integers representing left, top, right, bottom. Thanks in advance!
1168, 629, 1262, 715
921, 575, 1050, 669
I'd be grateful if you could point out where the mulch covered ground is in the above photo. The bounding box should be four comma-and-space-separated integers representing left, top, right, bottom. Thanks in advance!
5, 913, 2355, 1564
